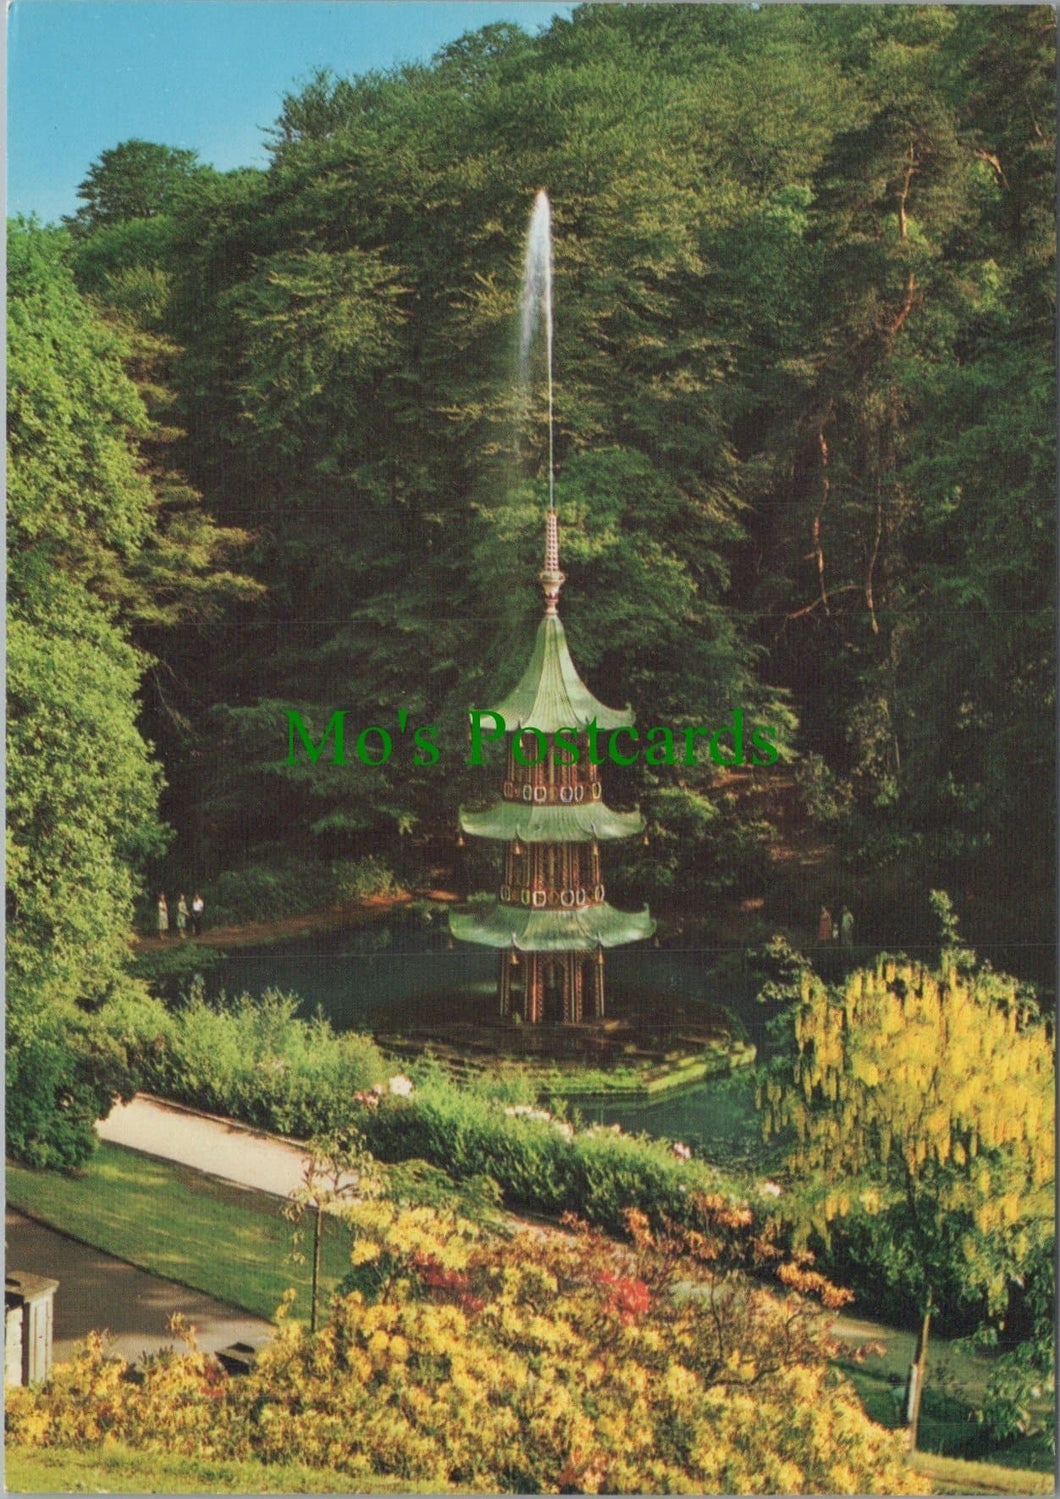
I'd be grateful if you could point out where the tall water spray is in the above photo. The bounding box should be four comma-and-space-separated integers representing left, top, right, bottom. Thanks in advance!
519, 190, 555, 510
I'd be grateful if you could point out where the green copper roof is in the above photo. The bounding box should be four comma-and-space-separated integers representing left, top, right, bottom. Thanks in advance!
478, 613, 633, 734
449, 900, 655, 952
460, 799, 645, 843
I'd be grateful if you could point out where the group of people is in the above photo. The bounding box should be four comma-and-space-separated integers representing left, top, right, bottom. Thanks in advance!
817, 903, 855, 948
157, 890, 205, 940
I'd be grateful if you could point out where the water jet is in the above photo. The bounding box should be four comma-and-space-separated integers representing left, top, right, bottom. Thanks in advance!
449, 190, 655, 1027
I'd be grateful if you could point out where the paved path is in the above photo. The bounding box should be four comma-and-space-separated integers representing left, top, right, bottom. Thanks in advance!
96, 1095, 335, 1198
6, 1210, 272, 1366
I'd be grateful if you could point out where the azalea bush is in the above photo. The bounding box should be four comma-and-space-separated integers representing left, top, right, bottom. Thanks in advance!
8, 1197, 917, 1494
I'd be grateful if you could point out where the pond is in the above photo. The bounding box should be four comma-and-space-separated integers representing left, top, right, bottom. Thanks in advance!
201, 909, 774, 1163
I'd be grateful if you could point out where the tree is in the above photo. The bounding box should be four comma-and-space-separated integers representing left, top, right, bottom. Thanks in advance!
7, 222, 168, 1008
283, 1127, 379, 1332
759, 954, 1054, 1448
69, 139, 213, 231
153, 4, 818, 879
7, 218, 256, 1165
62, 7, 1054, 951
7, 220, 170, 1162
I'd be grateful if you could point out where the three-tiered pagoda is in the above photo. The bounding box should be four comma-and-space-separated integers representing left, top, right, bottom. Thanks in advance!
449, 508, 655, 1024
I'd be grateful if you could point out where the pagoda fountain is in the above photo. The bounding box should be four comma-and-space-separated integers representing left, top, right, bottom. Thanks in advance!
448, 512, 655, 1023
449, 192, 655, 1024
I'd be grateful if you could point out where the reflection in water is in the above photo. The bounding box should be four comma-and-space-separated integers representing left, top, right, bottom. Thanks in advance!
575, 1071, 764, 1168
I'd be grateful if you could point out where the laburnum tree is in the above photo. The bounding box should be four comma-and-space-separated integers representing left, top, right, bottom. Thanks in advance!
759, 954, 1055, 1449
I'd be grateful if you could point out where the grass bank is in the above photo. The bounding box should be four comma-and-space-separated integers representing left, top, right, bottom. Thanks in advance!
910, 1451, 1054, 1495
4, 1443, 450, 1494
6, 1145, 351, 1326
835, 1346, 1054, 1475
8, 1444, 1050, 1497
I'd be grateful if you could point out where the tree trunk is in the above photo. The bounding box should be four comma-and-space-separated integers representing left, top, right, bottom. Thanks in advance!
310, 1203, 323, 1334
907, 1304, 932, 1450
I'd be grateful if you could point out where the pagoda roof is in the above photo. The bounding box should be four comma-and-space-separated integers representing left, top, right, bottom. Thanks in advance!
459, 799, 644, 843
449, 900, 655, 952
478, 613, 633, 735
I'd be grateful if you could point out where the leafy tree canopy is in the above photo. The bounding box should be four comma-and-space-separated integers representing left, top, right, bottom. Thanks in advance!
69, 138, 215, 232
760, 950, 1054, 1445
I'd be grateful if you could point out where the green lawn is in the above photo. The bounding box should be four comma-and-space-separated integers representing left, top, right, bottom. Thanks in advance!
835, 1339, 1054, 1474
8, 1143, 1054, 1496
909, 1451, 1055, 1496
6, 1443, 1052, 1498
4, 1443, 453, 1494
7, 1145, 352, 1325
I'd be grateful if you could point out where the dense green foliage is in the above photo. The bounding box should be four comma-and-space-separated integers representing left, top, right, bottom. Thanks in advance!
42, 4, 1052, 942
7, 223, 167, 1014
201, 854, 399, 926
356, 1071, 754, 1237
126, 986, 389, 1136
6, 220, 253, 1165
7, 224, 169, 1165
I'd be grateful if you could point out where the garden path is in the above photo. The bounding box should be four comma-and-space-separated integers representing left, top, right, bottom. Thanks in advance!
6, 1210, 273, 1366
95, 1094, 357, 1199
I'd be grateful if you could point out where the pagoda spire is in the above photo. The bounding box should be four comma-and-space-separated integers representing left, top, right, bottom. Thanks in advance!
539, 507, 566, 616
451, 495, 654, 1025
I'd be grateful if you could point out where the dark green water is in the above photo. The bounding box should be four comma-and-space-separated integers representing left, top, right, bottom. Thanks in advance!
203, 910, 770, 1159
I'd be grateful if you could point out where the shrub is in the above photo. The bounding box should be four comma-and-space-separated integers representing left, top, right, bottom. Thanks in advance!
202, 856, 400, 927
357, 1076, 749, 1236
331, 856, 399, 903
795, 751, 854, 828
6, 1005, 143, 1170
134, 987, 389, 1137
7, 1206, 918, 1494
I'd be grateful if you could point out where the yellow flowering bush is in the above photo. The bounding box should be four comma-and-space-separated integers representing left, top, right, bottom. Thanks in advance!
8, 1198, 918, 1493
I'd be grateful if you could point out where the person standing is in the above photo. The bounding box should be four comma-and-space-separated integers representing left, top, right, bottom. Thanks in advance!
191, 891, 204, 937
157, 893, 169, 940
840, 905, 855, 949
817, 905, 833, 944
176, 893, 188, 940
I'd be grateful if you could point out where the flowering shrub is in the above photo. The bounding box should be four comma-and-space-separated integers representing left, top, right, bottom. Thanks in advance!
357, 1077, 749, 1237
9, 1198, 918, 1493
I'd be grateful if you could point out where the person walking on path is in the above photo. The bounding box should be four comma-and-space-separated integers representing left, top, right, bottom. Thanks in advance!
176, 894, 189, 940
157, 892, 169, 939
840, 905, 855, 949
191, 892, 205, 937
817, 906, 833, 944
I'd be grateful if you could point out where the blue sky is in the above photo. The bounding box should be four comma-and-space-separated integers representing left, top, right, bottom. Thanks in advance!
8, 1, 575, 224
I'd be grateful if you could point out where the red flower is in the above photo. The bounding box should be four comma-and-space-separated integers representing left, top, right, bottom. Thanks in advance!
599, 1272, 650, 1324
